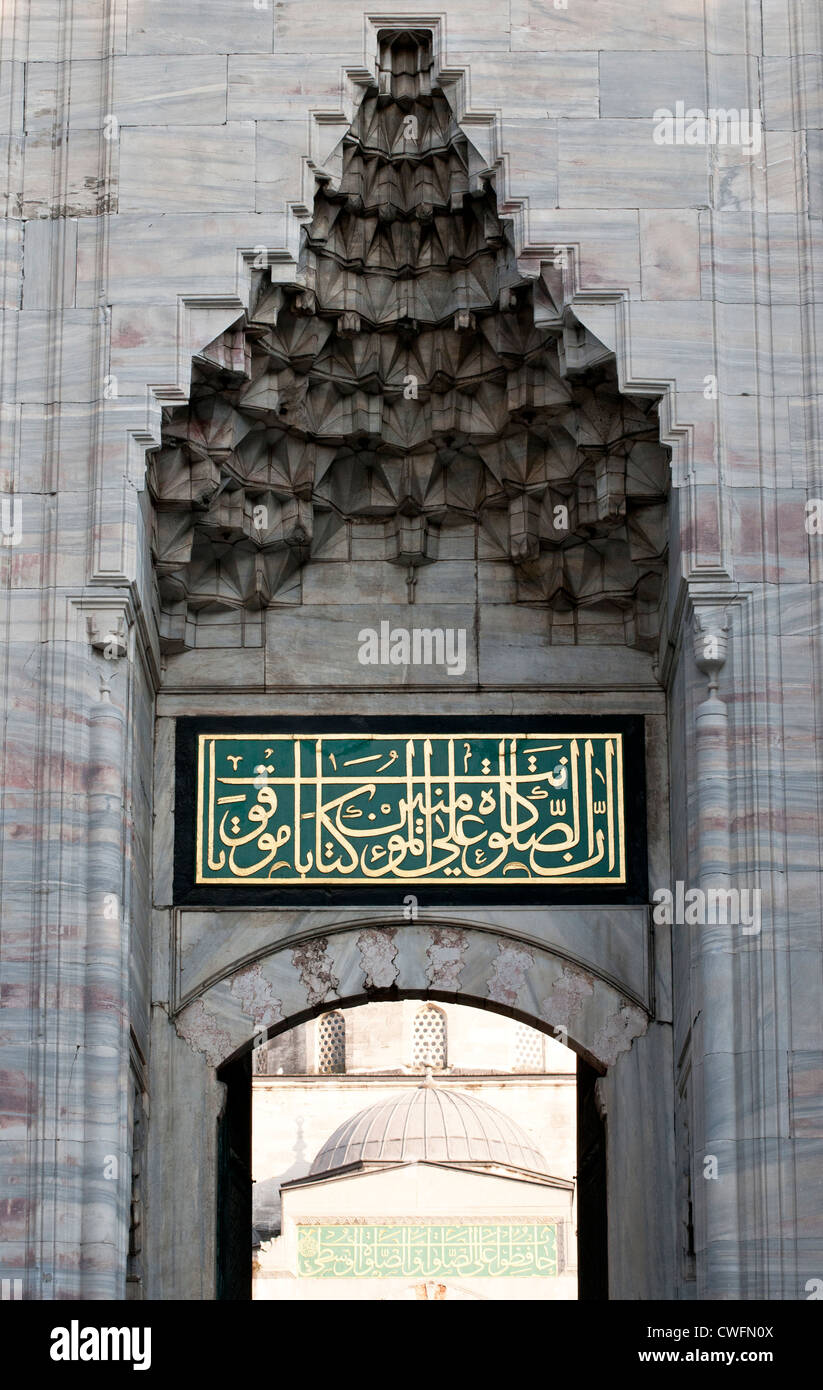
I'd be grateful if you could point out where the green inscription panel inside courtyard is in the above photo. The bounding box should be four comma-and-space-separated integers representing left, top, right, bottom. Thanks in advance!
195, 731, 625, 885
297, 1223, 559, 1278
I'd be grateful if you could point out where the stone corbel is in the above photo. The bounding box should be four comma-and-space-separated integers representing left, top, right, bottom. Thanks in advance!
86, 608, 130, 662
70, 593, 159, 692
692, 605, 729, 700
688, 600, 735, 881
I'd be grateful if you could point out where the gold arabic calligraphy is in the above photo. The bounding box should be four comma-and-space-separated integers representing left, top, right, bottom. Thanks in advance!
195, 732, 625, 884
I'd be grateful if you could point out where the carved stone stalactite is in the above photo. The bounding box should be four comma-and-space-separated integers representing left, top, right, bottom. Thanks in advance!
149, 30, 669, 654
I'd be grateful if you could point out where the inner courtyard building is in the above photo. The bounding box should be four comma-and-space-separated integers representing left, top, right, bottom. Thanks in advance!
251, 1002, 578, 1300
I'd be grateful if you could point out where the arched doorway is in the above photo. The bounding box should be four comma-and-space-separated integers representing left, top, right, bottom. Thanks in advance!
146, 919, 666, 1299
234, 996, 595, 1300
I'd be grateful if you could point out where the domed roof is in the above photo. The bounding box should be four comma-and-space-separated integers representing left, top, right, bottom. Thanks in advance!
309, 1082, 548, 1176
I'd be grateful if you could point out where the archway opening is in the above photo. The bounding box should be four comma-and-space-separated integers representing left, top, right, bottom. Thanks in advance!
217, 996, 607, 1301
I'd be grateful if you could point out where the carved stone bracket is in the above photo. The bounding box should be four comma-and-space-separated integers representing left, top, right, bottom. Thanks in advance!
86, 610, 129, 661
692, 606, 730, 699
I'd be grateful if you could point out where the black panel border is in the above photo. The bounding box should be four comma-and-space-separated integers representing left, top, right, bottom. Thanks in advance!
173, 714, 648, 908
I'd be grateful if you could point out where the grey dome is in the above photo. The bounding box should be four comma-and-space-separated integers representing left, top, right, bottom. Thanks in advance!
309, 1083, 548, 1175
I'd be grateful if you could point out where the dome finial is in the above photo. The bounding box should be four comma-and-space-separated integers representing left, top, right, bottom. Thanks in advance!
422, 1064, 434, 1086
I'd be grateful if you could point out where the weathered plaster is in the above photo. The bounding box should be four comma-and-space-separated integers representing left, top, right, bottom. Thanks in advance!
426, 926, 468, 990
357, 927, 399, 991
291, 938, 341, 1008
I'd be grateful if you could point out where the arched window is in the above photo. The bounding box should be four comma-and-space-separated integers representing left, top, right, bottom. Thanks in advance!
413, 1006, 447, 1069
513, 1022, 545, 1072
317, 1012, 346, 1074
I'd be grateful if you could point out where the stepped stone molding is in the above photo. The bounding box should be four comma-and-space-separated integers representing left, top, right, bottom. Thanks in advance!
149, 30, 670, 657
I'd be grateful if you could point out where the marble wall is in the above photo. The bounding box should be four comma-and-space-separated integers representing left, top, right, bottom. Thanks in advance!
1, 0, 821, 1301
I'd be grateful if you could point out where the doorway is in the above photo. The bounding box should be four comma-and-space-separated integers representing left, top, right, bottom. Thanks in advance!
217, 999, 607, 1300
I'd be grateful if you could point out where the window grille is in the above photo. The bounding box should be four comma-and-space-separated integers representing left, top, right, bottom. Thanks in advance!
317, 1012, 346, 1073
413, 1006, 447, 1069
513, 1022, 544, 1072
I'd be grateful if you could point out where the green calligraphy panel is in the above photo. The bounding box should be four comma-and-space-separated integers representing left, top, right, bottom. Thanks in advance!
195, 732, 626, 885
296, 1222, 559, 1278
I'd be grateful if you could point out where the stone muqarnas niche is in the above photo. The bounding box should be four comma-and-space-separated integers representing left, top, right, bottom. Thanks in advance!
150, 29, 669, 655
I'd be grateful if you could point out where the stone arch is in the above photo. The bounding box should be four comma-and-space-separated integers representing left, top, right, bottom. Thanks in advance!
172, 922, 648, 1073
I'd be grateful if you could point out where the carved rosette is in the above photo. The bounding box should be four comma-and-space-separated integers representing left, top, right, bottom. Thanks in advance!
150, 30, 669, 654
